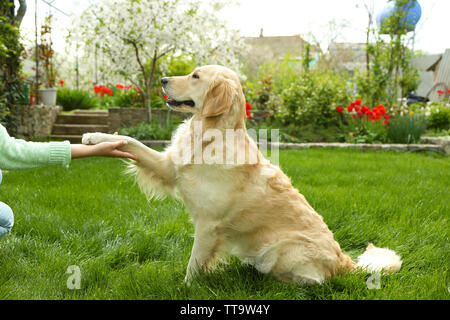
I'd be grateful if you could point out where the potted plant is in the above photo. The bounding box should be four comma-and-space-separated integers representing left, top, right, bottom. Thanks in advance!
38, 14, 57, 105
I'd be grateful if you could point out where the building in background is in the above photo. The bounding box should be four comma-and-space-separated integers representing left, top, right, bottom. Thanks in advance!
413, 49, 450, 101
326, 42, 367, 73
241, 31, 319, 78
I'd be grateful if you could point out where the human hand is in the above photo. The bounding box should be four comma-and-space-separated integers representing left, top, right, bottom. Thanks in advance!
91, 140, 137, 160
71, 133, 137, 160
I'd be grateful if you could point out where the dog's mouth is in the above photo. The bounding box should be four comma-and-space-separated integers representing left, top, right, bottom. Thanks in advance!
166, 98, 195, 108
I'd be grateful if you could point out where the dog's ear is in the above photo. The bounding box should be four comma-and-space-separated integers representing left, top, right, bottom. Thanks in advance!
201, 76, 236, 117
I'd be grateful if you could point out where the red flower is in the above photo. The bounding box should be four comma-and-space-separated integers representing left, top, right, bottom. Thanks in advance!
347, 105, 354, 112
116, 84, 124, 89
126, 84, 133, 90
353, 133, 357, 137
336, 106, 344, 113
383, 119, 389, 126
95, 86, 113, 97
384, 114, 390, 120
59, 80, 64, 87
346, 131, 350, 134
361, 106, 370, 114
448, 89, 450, 94
355, 99, 362, 106
355, 106, 360, 112
352, 114, 356, 119
163, 94, 168, 99
104, 87, 113, 96
246, 102, 253, 118
437, 89, 444, 96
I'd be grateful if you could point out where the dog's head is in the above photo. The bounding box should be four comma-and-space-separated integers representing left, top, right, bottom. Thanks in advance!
161, 65, 245, 120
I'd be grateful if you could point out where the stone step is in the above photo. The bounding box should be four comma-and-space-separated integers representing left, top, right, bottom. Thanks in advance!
74, 109, 109, 115
52, 124, 109, 135
51, 135, 83, 143
55, 114, 108, 125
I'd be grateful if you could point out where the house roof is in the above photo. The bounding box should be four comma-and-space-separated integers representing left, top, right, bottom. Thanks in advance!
413, 54, 442, 71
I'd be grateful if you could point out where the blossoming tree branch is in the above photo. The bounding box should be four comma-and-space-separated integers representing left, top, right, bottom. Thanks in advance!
73, 0, 243, 122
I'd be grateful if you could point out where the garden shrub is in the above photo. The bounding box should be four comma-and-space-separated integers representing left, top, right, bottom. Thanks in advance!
113, 87, 144, 108
0, 2, 26, 124
427, 105, 450, 130
118, 119, 181, 141
56, 88, 98, 111
247, 119, 342, 143
277, 71, 352, 128
387, 114, 427, 144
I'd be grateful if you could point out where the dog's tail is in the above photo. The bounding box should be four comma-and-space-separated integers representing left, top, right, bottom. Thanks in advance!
354, 243, 402, 273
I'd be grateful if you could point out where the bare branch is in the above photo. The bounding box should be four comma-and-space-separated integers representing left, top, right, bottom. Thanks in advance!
156, 46, 175, 60
128, 39, 148, 81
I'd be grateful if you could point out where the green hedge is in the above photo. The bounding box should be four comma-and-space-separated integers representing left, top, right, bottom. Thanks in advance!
56, 88, 98, 111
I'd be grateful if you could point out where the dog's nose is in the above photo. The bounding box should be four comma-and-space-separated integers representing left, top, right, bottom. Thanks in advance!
161, 78, 169, 86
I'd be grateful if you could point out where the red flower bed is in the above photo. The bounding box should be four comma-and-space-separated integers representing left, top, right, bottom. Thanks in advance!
336, 99, 391, 143
341, 101, 390, 125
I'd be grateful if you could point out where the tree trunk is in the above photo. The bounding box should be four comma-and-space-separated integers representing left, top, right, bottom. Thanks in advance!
365, 12, 371, 73
145, 87, 152, 123
146, 53, 158, 123
16, 0, 27, 26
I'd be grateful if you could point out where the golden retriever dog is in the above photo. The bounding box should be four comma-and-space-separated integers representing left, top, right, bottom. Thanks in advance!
82, 65, 401, 285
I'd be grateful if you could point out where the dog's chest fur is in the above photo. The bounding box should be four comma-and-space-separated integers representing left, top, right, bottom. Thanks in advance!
167, 119, 249, 220
177, 165, 241, 219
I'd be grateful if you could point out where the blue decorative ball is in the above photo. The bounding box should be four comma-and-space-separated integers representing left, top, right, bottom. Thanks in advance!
376, 0, 422, 33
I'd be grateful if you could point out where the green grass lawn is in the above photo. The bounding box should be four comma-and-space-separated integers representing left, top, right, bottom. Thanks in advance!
0, 149, 448, 300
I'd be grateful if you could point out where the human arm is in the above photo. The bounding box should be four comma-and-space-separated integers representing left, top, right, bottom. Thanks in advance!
0, 125, 136, 170
71, 141, 136, 160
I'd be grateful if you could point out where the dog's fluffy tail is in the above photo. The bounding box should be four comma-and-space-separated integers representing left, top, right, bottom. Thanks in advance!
355, 243, 402, 273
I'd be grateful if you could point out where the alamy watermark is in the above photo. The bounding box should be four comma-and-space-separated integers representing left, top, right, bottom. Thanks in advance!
66, 265, 81, 290
366, 272, 381, 290
170, 121, 280, 166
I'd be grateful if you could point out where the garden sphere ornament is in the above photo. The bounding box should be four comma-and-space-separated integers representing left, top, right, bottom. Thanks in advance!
376, 0, 422, 34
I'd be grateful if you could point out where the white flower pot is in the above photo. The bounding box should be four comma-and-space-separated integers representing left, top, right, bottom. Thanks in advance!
39, 88, 57, 106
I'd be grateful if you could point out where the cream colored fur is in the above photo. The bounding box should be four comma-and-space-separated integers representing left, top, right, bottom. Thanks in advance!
82, 65, 402, 285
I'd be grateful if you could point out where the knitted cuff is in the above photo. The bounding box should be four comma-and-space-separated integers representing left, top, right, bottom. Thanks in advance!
48, 141, 72, 168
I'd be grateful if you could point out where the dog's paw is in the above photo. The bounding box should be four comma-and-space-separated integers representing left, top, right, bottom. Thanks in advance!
82, 132, 105, 145
183, 275, 193, 287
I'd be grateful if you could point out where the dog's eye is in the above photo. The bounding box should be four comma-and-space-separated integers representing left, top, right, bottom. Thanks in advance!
192, 74, 200, 79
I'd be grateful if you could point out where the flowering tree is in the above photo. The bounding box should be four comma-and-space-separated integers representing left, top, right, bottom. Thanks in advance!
75, 0, 242, 121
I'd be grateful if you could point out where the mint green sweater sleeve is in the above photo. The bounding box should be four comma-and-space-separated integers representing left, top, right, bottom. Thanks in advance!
0, 124, 71, 170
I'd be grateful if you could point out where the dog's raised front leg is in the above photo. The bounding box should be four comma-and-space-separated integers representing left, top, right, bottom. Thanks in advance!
82, 132, 176, 195
185, 221, 221, 284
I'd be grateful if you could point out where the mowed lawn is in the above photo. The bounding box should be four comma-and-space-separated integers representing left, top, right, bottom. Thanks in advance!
0, 149, 448, 300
